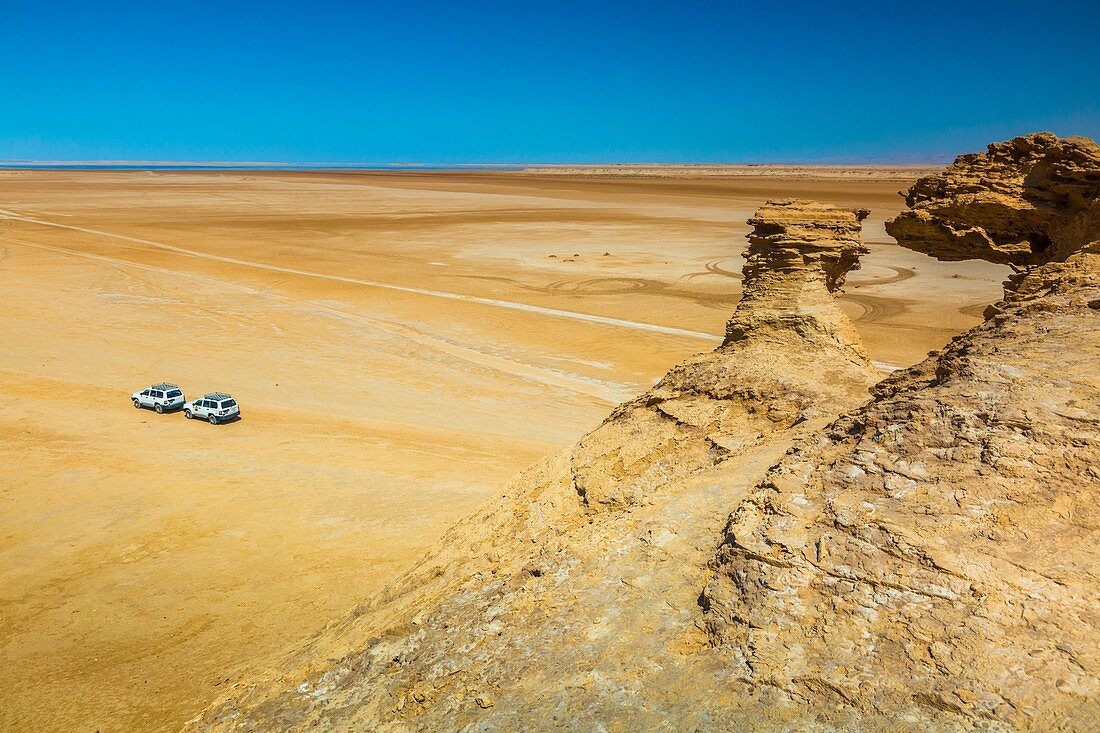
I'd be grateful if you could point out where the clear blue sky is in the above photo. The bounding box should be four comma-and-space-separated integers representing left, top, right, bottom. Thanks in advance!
2, 0, 1097, 163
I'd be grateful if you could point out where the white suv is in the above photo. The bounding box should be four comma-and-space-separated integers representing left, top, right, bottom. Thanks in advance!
184, 393, 241, 424
132, 383, 185, 413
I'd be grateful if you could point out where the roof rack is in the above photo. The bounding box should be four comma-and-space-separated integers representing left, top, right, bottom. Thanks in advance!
204, 392, 233, 400
152, 382, 180, 390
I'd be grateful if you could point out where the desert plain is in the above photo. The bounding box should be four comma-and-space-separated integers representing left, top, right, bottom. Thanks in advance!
0, 167, 1008, 731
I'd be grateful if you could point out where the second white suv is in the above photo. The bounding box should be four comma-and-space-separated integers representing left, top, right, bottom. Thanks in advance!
132, 383, 185, 413
184, 393, 241, 424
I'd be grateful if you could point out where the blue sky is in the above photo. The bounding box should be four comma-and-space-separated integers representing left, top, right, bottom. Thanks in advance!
2, 0, 1097, 163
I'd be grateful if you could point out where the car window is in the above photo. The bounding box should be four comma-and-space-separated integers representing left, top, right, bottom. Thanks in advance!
167, 390, 182, 398
223, 400, 237, 408
203, 400, 213, 408
153, 391, 163, 398
142, 390, 150, 396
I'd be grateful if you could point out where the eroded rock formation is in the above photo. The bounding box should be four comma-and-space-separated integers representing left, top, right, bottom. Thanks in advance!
885, 132, 1100, 266
187, 200, 880, 731
188, 135, 1100, 733
574, 199, 873, 510
704, 134, 1100, 730
726, 199, 868, 351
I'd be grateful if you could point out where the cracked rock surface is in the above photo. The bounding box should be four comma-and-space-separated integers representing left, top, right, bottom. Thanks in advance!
186, 200, 879, 731
704, 134, 1100, 731
884, 132, 1100, 266
187, 137, 1100, 732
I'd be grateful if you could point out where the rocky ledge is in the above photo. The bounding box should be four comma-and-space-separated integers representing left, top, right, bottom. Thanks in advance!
186, 200, 880, 731
885, 132, 1100, 266
187, 135, 1100, 733
704, 133, 1100, 730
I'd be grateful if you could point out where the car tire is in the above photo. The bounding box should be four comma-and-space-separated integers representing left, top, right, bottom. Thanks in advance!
133, 399, 141, 409
208, 415, 218, 425
155, 403, 164, 414
184, 409, 192, 420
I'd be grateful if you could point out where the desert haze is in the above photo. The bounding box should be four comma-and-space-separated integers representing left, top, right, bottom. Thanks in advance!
0, 167, 1007, 731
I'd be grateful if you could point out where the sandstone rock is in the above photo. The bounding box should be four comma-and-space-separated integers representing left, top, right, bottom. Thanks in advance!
726, 198, 869, 353
572, 199, 874, 510
185, 200, 880, 731
885, 132, 1100, 266
704, 133, 1100, 731
187, 136, 1100, 732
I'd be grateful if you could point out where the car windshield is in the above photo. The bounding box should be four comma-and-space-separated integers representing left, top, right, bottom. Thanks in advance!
222, 400, 237, 408
167, 390, 182, 398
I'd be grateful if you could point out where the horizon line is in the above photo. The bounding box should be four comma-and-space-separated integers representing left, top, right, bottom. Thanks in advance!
0, 159, 951, 168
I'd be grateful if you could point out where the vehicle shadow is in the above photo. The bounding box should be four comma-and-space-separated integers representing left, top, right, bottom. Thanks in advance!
180, 411, 242, 426
135, 404, 186, 414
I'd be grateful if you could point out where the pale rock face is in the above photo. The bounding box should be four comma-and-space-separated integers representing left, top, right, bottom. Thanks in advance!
704, 133, 1100, 730
187, 136, 1100, 733
574, 199, 874, 510
187, 200, 880, 732
885, 132, 1100, 266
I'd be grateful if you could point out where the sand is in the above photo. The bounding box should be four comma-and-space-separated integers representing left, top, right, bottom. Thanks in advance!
522, 163, 945, 179
0, 169, 1007, 732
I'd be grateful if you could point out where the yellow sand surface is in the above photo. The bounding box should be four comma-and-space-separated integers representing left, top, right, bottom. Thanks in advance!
0, 169, 1006, 731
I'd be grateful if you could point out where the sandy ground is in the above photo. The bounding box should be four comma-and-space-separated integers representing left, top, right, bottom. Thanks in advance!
523, 163, 944, 179
0, 169, 1007, 732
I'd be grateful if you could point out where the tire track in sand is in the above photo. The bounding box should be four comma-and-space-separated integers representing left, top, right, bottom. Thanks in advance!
0, 208, 720, 342
839, 292, 907, 322
852, 265, 916, 288
0, 210, 901, 373
1, 234, 639, 405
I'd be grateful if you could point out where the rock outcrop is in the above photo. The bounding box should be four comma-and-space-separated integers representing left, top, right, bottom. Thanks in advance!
574, 199, 873, 510
704, 134, 1100, 730
885, 132, 1100, 266
188, 135, 1100, 733
187, 200, 880, 731
726, 199, 868, 351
